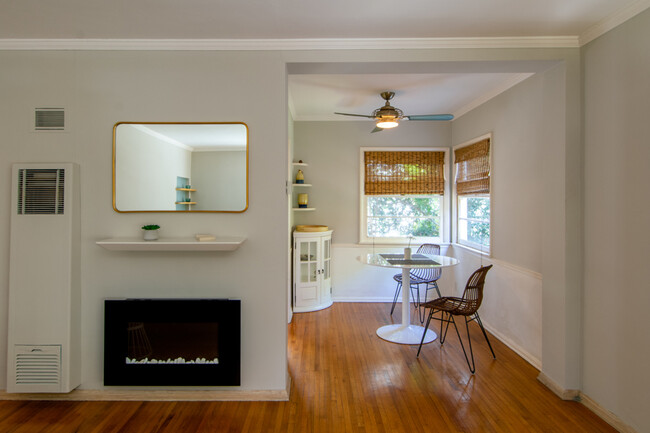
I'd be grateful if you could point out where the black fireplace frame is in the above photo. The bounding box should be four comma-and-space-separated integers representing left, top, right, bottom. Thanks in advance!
104, 298, 240, 386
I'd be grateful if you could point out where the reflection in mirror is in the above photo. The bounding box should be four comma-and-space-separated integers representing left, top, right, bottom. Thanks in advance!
113, 122, 248, 212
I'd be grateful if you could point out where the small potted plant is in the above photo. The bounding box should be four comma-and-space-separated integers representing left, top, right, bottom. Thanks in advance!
141, 224, 160, 241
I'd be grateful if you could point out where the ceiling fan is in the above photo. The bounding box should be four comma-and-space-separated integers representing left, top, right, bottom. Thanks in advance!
334, 91, 453, 132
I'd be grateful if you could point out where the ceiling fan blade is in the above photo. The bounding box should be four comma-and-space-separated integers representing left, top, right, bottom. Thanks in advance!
405, 114, 454, 121
371, 126, 383, 133
334, 112, 375, 119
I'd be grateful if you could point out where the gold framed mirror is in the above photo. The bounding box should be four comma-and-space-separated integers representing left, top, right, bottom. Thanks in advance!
113, 122, 248, 213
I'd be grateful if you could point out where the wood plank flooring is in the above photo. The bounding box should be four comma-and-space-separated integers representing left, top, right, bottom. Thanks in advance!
0, 303, 616, 432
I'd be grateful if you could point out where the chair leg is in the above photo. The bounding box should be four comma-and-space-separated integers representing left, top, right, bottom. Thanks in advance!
439, 311, 452, 344
410, 284, 419, 307
412, 284, 424, 323
474, 313, 496, 359
449, 315, 476, 374
419, 282, 442, 324
429, 281, 442, 299
390, 282, 402, 315
417, 307, 435, 357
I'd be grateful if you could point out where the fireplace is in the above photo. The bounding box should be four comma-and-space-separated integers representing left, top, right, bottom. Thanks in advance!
104, 299, 240, 386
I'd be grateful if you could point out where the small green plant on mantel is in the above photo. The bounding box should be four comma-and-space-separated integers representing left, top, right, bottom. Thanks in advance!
141, 224, 160, 231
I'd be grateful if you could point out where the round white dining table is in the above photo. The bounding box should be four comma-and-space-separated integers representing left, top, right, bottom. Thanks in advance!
359, 251, 459, 345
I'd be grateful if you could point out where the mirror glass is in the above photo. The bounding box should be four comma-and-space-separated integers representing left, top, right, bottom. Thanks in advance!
113, 122, 248, 212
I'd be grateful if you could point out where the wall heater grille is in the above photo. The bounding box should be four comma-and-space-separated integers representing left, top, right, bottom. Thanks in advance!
17, 168, 65, 215
14, 345, 61, 386
8, 163, 80, 393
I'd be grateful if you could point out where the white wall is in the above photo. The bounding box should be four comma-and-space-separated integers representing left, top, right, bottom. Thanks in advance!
582, 8, 650, 432
0, 50, 289, 393
191, 150, 247, 211
451, 74, 545, 273
115, 124, 191, 211
450, 70, 557, 367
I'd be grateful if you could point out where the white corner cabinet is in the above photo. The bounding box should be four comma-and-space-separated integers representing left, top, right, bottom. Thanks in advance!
293, 230, 333, 312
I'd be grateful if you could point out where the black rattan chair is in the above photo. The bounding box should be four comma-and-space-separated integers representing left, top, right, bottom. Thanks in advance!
390, 243, 442, 322
416, 265, 495, 374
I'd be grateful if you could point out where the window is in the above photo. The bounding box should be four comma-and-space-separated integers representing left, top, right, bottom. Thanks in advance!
360, 148, 447, 244
454, 136, 491, 252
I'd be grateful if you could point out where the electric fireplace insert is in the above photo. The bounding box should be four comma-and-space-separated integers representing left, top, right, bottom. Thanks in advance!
104, 298, 240, 386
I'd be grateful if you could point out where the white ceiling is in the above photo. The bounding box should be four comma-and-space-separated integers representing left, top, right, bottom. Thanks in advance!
131, 124, 247, 151
2, 0, 646, 124
288, 73, 534, 121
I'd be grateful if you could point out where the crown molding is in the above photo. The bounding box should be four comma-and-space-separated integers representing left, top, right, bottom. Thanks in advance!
579, 0, 650, 45
0, 36, 580, 51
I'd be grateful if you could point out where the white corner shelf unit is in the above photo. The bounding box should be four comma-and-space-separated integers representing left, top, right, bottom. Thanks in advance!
293, 229, 333, 313
175, 187, 197, 209
292, 161, 315, 211
96, 236, 246, 251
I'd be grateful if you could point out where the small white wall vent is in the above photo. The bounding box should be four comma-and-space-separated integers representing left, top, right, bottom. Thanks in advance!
17, 168, 65, 215
35, 108, 65, 130
14, 345, 61, 389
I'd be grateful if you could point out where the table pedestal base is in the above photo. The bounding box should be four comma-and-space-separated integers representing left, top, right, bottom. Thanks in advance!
376, 324, 437, 345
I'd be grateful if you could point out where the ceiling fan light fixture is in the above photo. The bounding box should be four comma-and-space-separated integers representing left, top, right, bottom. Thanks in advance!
376, 119, 399, 129
334, 92, 451, 133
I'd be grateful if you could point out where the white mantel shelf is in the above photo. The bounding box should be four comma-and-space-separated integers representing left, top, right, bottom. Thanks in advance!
96, 237, 246, 251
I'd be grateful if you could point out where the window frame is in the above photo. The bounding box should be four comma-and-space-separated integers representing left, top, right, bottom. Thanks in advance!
359, 147, 450, 245
452, 134, 492, 255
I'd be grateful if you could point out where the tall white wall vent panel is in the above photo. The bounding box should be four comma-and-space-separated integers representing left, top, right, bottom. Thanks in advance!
34, 108, 65, 131
7, 163, 80, 393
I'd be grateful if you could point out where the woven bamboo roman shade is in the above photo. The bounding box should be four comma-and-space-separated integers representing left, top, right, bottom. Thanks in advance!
455, 138, 490, 195
364, 151, 445, 195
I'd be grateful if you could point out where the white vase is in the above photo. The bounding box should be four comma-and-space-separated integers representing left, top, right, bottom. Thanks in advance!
143, 230, 159, 241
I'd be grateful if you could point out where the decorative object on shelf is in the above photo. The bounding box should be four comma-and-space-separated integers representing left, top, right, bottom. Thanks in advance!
297, 193, 309, 208
195, 233, 217, 242
292, 159, 314, 211
185, 184, 191, 189
141, 224, 160, 241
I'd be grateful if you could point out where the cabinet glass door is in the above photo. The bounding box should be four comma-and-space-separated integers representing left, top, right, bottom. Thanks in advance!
299, 240, 318, 283
323, 238, 331, 279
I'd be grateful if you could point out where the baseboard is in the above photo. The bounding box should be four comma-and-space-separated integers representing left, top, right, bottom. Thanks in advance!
0, 382, 291, 402
579, 393, 638, 433
481, 320, 541, 370
332, 297, 393, 303
536, 372, 580, 401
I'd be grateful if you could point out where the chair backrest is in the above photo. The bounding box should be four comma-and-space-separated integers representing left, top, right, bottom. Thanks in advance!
411, 244, 442, 281
458, 265, 493, 315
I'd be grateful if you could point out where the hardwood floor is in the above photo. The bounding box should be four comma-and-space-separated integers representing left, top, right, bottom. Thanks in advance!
0, 303, 616, 432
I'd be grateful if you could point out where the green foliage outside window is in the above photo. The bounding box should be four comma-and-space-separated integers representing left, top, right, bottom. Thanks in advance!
367, 196, 441, 238
460, 196, 490, 247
